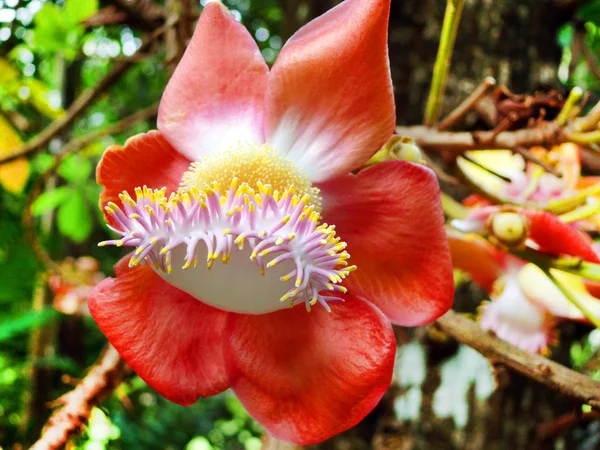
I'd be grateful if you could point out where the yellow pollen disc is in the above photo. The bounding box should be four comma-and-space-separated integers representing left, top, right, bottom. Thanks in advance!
180, 142, 322, 210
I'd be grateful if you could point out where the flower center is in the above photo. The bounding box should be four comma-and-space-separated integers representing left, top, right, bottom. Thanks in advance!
180, 142, 321, 211
100, 143, 354, 315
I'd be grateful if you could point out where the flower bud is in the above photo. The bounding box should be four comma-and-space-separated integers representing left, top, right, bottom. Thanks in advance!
486, 210, 529, 248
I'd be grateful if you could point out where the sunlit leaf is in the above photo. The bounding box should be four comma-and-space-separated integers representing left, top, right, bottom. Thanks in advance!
30, 153, 56, 174
0, 308, 60, 342
57, 191, 93, 243
65, 0, 99, 25
24, 79, 65, 119
58, 155, 93, 185
31, 186, 72, 216
0, 114, 29, 194
557, 23, 574, 48
0, 58, 19, 83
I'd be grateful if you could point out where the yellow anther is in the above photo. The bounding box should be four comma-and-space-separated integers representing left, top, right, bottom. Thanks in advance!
177, 143, 322, 207
182, 262, 191, 270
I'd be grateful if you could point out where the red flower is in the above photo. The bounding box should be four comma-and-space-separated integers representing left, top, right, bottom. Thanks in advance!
89, 0, 453, 444
448, 210, 600, 354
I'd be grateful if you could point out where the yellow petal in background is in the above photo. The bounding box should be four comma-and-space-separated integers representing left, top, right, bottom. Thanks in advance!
0, 158, 30, 194
0, 114, 28, 194
518, 263, 600, 321
457, 150, 524, 199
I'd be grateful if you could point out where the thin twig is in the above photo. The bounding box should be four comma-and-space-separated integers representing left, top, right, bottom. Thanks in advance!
437, 77, 497, 131
424, 0, 465, 125
112, 0, 165, 30
536, 410, 600, 446
0, 19, 175, 165
61, 102, 158, 155
460, 153, 512, 181
29, 345, 127, 450
435, 310, 600, 410
421, 151, 460, 184
513, 146, 562, 178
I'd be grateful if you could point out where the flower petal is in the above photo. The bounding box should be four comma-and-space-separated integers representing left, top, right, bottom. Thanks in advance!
452, 206, 599, 263
447, 229, 502, 293
318, 161, 454, 326
518, 264, 600, 322
158, 2, 268, 161
97, 131, 191, 226
264, 0, 395, 183
520, 209, 600, 262
224, 294, 395, 445
88, 255, 229, 405
480, 270, 555, 354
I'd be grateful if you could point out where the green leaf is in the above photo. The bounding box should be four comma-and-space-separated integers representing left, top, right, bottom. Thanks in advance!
577, 1, 600, 25
30, 153, 56, 174
0, 308, 60, 342
31, 4, 70, 53
557, 23, 574, 48
58, 155, 93, 185
31, 186, 72, 216
57, 191, 93, 243
65, 0, 99, 25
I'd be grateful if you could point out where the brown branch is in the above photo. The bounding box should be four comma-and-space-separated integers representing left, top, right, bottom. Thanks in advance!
112, 0, 165, 30
536, 410, 600, 445
397, 121, 564, 153
435, 310, 600, 410
421, 151, 460, 185
29, 346, 127, 450
437, 77, 497, 131
513, 146, 562, 178
0, 19, 175, 165
61, 102, 158, 155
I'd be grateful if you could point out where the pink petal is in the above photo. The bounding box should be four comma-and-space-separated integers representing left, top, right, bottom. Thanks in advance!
88, 255, 229, 405
318, 160, 454, 326
264, 0, 395, 183
224, 294, 395, 445
97, 131, 190, 226
158, 2, 269, 161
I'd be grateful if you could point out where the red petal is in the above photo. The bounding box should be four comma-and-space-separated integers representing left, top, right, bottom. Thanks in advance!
224, 295, 395, 445
318, 161, 454, 326
264, 0, 395, 183
520, 209, 600, 262
97, 131, 190, 226
158, 2, 268, 161
89, 255, 229, 405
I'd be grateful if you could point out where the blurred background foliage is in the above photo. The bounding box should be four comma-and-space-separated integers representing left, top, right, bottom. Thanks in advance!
2, 0, 600, 448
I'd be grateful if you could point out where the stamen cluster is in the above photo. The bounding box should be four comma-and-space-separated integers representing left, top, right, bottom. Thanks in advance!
100, 180, 355, 312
